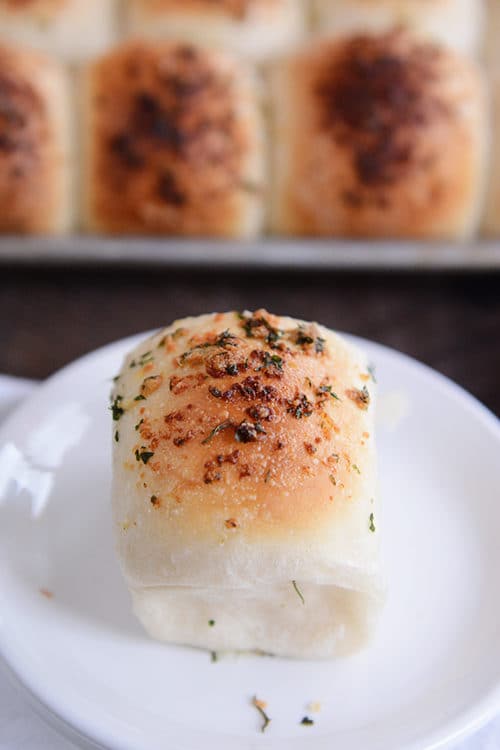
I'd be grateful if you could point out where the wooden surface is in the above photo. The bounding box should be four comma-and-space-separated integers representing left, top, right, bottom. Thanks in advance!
1, 267, 499, 416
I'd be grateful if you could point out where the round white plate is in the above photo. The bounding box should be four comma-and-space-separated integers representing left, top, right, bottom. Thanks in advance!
0, 332, 499, 750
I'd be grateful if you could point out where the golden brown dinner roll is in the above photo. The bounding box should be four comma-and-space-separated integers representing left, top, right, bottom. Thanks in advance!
270, 30, 488, 239
313, 0, 483, 57
111, 310, 383, 658
0, 0, 116, 62
82, 41, 265, 237
0, 43, 71, 234
125, 0, 305, 62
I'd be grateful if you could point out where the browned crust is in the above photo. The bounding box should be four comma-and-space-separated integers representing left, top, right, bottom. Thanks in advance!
273, 29, 486, 238
0, 43, 68, 233
112, 310, 375, 539
84, 40, 262, 236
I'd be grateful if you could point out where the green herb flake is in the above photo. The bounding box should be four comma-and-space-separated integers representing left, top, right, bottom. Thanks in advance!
292, 580, 305, 605
139, 351, 154, 366
135, 418, 144, 431
315, 337, 326, 354
208, 619, 215, 627
114, 430, 119, 443
318, 384, 341, 401
369, 513, 376, 533
110, 396, 125, 421
352, 464, 361, 475
112, 375, 120, 384
134, 394, 146, 402
329, 474, 337, 486
202, 420, 233, 445
211, 651, 218, 663
135, 449, 155, 465
301, 717, 314, 726
252, 697, 271, 734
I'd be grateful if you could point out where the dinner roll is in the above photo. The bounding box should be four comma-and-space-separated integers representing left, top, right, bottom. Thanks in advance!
0, 44, 71, 234
0, 0, 117, 62
82, 41, 265, 237
111, 310, 383, 659
313, 0, 483, 57
270, 30, 488, 239
125, 0, 305, 62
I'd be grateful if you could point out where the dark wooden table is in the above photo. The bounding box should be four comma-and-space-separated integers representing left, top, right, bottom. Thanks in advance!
1, 267, 499, 416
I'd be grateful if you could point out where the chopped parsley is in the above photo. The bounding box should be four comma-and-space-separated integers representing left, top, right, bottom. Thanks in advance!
292, 580, 305, 605
315, 337, 326, 354
114, 430, 119, 443
318, 384, 341, 401
202, 420, 233, 445
208, 619, 215, 627
110, 396, 124, 421
369, 513, 376, 533
134, 394, 146, 402
329, 474, 337, 486
252, 697, 271, 733
135, 418, 144, 431
301, 717, 314, 726
352, 464, 361, 474
135, 449, 154, 465
288, 394, 314, 419
211, 651, 218, 663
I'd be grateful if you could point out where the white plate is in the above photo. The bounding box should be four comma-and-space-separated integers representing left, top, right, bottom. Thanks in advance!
0, 332, 499, 750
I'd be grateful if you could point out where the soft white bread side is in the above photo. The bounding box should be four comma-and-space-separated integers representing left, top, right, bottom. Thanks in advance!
82, 41, 265, 237
111, 310, 383, 658
0, 43, 71, 234
125, 0, 305, 62
0, 0, 117, 62
313, 0, 483, 57
270, 30, 488, 239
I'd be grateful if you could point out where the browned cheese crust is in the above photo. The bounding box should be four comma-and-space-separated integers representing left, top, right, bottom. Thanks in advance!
273, 29, 486, 237
85, 41, 261, 236
112, 310, 375, 542
0, 44, 67, 233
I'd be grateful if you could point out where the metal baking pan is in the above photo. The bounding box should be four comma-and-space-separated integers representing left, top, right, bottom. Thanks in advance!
0, 237, 499, 271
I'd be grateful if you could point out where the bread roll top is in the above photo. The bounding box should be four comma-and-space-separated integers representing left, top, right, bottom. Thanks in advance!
83, 40, 264, 236
0, 43, 69, 233
112, 311, 379, 589
271, 29, 488, 238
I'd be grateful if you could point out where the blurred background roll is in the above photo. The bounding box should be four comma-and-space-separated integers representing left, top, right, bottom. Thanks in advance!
270, 30, 488, 239
0, 44, 71, 234
313, 0, 484, 58
82, 40, 265, 237
0, 0, 117, 62
125, 0, 305, 62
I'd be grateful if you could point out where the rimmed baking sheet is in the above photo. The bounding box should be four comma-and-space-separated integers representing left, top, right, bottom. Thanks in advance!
0, 237, 499, 271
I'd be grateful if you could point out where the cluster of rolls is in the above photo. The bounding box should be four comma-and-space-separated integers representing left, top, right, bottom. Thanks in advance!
1, 0, 499, 239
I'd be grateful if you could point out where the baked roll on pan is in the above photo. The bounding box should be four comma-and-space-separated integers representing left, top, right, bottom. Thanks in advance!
125, 0, 305, 62
270, 30, 488, 239
81, 40, 265, 237
0, 43, 71, 234
111, 310, 383, 659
